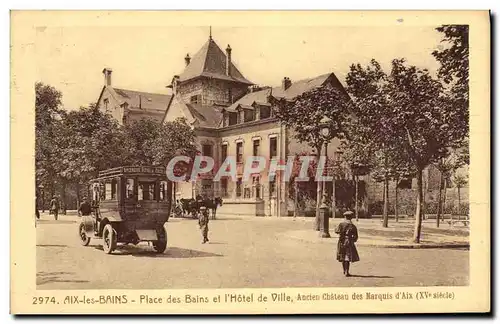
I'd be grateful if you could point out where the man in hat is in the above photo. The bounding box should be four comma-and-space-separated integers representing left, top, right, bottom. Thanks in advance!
334, 210, 360, 277
49, 195, 60, 220
78, 197, 92, 217
198, 206, 210, 244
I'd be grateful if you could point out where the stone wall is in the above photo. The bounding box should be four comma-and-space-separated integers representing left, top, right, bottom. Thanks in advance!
178, 79, 248, 105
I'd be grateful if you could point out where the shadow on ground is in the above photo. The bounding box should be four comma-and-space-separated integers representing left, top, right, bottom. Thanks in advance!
348, 274, 393, 279
92, 245, 223, 258
36, 220, 76, 225
37, 271, 89, 285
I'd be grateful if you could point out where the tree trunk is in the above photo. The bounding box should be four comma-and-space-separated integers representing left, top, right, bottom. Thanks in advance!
457, 186, 461, 221
422, 177, 427, 220
76, 182, 81, 211
394, 178, 399, 223
60, 179, 67, 215
412, 168, 424, 243
442, 179, 447, 221
437, 171, 444, 228
355, 175, 359, 222
382, 177, 389, 228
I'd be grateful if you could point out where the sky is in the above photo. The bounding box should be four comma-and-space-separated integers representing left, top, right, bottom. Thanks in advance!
34, 25, 444, 110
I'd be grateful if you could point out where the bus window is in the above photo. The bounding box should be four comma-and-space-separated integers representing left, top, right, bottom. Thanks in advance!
105, 182, 112, 200
111, 179, 118, 200
125, 178, 135, 199
159, 181, 168, 201
138, 182, 157, 201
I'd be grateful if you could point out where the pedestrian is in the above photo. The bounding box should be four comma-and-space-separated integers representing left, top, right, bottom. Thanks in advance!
335, 210, 360, 277
78, 197, 92, 217
198, 206, 209, 244
50, 195, 59, 220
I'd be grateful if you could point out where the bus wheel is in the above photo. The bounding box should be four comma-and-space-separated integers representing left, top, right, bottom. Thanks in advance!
102, 224, 117, 254
153, 227, 167, 253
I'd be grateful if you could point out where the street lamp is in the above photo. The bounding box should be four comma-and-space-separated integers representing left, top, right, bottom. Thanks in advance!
319, 116, 331, 238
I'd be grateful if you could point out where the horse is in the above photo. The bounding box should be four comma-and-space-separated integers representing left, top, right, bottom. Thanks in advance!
203, 197, 223, 220
179, 198, 200, 219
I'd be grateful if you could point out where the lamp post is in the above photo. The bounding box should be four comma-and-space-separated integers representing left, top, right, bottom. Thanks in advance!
319, 116, 331, 238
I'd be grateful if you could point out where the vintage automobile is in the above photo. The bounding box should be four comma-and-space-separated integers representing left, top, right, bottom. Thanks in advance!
79, 166, 171, 254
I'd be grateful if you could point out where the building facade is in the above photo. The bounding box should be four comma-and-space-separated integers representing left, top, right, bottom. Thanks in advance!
96, 34, 469, 217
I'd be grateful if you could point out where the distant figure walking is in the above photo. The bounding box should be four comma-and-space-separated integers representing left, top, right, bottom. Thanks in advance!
335, 210, 360, 277
49, 196, 59, 221
198, 206, 210, 244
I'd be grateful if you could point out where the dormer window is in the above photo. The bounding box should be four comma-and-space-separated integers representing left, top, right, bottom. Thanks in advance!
190, 95, 202, 105
260, 106, 271, 119
228, 112, 237, 126
103, 98, 109, 112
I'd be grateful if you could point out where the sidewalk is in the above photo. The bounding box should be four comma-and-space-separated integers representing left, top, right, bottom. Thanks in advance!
279, 218, 470, 249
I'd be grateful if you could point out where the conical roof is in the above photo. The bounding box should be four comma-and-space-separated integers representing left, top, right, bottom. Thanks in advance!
177, 38, 253, 85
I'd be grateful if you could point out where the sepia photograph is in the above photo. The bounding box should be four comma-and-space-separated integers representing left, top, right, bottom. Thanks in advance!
10, 10, 490, 314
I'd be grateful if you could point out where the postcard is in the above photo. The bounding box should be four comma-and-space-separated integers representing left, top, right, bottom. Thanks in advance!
10, 10, 490, 314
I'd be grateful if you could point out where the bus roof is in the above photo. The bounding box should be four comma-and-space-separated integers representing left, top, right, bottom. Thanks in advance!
93, 166, 167, 179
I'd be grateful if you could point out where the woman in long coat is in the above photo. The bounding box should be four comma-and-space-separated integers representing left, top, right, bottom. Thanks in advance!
335, 210, 360, 276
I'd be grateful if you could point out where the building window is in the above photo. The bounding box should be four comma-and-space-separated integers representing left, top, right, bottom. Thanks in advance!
202, 144, 213, 158
236, 142, 243, 163
253, 176, 261, 199
236, 178, 242, 197
221, 144, 228, 162
269, 178, 276, 197
244, 109, 254, 122
398, 178, 412, 190
220, 178, 228, 197
190, 95, 202, 104
229, 112, 238, 126
103, 98, 109, 112
260, 106, 271, 119
253, 139, 260, 156
269, 137, 278, 159
201, 179, 213, 197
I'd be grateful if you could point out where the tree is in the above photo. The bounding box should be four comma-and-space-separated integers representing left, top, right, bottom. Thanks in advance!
340, 140, 373, 222
122, 118, 164, 165
346, 59, 468, 242
432, 25, 470, 226
432, 25, 469, 105
453, 173, 468, 220
273, 84, 352, 230
58, 104, 126, 207
288, 152, 339, 216
35, 82, 64, 206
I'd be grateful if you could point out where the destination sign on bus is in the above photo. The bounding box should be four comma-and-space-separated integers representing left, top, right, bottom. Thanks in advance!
122, 166, 165, 174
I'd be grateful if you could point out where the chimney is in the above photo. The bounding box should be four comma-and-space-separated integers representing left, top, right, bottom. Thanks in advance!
184, 53, 191, 66
102, 68, 112, 87
225, 44, 232, 76
282, 77, 292, 91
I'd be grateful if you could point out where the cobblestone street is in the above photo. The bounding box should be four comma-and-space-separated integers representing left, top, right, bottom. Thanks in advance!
36, 214, 469, 290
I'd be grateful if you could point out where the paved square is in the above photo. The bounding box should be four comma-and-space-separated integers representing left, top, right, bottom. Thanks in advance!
36, 215, 469, 289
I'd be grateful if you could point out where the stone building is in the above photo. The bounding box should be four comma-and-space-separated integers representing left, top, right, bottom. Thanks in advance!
161, 35, 347, 216
96, 34, 469, 217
